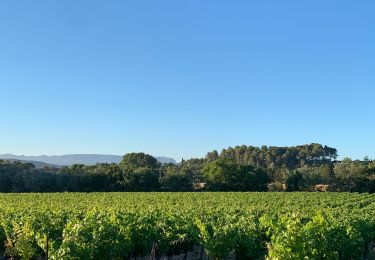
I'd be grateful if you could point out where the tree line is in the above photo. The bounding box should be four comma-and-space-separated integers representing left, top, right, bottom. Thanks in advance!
0, 143, 374, 192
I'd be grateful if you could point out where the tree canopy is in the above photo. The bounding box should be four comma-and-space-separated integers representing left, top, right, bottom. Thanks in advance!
0, 144, 374, 193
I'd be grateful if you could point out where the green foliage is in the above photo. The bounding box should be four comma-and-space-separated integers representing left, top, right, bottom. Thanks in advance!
0, 193, 375, 259
196, 211, 264, 259
179, 158, 206, 182
119, 152, 159, 173
57, 211, 130, 259
161, 173, 193, 191
203, 159, 269, 191
264, 212, 366, 259
215, 143, 337, 169
0, 146, 374, 193
285, 171, 306, 191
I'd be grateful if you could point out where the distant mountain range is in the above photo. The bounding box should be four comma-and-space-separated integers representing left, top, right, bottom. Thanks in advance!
1, 159, 62, 169
0, 154, 176, 167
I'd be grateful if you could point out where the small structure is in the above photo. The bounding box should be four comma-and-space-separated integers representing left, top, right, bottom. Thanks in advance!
267, 182, 287, 191
193, 182, 206, 190
314, 184, 329, 192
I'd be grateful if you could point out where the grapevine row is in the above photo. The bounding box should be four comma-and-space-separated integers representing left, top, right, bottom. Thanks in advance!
0, 192, 375, 259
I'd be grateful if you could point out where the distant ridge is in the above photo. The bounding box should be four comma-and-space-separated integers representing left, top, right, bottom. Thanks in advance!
0, 159, 61, 169
0, 154, 176, 166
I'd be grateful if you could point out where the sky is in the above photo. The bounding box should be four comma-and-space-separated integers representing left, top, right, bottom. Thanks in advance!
0, 0, 374, 161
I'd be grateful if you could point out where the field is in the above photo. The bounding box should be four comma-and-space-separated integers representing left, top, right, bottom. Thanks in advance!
1, 192, 375, 259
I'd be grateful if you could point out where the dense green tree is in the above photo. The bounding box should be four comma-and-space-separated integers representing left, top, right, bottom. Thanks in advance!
119, 153, 159, 173
0, 146, 373, 193
218, 143, 337, 169
203, 159, 269, 191
179, 158, 205, 182
0, 161, 12, 192
118, 153, 161, 191
285, 171, 305, 191
122, 171, 160, 191
205, 150, 219, 163
296, 165, 333, 186
333, 158, 372, 192
161, 173, 193, 191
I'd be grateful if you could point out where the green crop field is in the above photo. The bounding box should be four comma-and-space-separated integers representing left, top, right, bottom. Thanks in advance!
1, 192, 375, 259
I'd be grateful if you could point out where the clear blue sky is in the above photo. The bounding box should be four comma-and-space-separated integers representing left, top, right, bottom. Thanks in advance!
0, 0, 374, 161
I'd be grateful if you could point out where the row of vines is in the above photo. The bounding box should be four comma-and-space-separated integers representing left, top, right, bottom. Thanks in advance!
0, 192, 375, 259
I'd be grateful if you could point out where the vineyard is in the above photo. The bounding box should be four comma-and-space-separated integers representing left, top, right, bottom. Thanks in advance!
1, 192, 375, 259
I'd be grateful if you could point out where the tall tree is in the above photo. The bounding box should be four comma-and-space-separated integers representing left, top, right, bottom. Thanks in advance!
119, 153, 159, 173
203, 159, 269, 191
